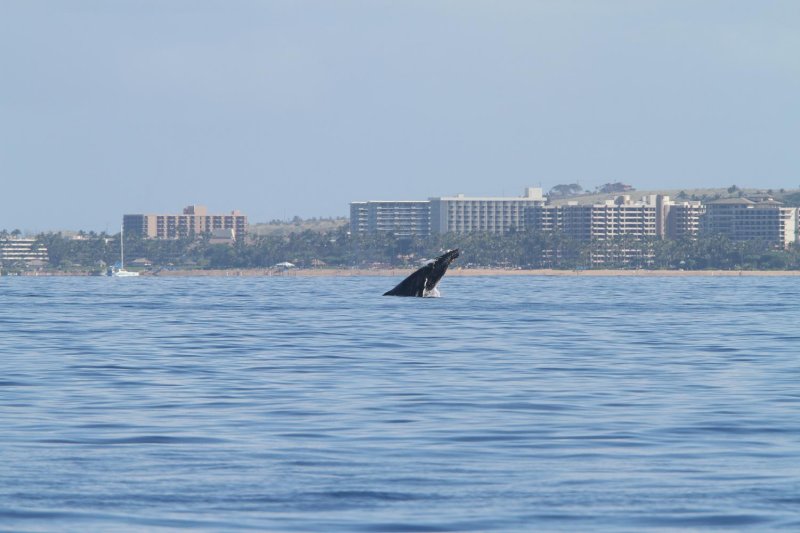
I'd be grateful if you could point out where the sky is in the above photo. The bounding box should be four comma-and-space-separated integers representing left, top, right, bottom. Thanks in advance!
1, 1, 799, 232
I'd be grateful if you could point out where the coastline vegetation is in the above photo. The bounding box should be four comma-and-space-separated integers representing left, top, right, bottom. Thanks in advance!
4, 227, 800, 274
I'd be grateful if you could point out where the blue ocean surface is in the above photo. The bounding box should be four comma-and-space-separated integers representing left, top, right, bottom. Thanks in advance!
1, 275, 799, 532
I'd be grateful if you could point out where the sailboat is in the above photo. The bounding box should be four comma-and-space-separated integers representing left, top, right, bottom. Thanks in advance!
111, 226, 139, 277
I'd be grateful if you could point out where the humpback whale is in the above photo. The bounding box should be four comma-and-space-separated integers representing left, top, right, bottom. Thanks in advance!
383, 249, 460, 297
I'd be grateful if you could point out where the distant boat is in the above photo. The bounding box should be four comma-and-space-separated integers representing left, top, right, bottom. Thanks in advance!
110, 226, 139, 277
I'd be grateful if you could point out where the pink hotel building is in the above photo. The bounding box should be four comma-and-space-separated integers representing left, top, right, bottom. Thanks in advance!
123, 205, 248, 240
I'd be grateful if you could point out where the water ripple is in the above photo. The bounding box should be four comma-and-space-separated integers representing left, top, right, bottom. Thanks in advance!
1, 275, 799, 531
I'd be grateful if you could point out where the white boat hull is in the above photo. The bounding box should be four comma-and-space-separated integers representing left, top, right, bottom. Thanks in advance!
112, 269, 139, 277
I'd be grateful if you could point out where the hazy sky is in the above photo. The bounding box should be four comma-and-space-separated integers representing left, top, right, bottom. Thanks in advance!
1, 1, 798, 232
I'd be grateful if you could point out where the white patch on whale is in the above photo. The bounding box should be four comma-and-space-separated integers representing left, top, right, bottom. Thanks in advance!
423, 286, 441, 298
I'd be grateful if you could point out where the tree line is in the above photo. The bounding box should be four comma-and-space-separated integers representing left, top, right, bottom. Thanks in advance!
11, 228, 800, 272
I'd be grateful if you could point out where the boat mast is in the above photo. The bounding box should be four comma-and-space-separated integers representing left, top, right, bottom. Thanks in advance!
120, 225, 124, 270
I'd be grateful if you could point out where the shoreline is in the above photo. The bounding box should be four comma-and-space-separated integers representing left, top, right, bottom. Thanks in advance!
14, 268, 800, 277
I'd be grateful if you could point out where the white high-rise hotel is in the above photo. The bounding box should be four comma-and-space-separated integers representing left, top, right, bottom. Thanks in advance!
430, 188, 545, 234
350, 188, 545, 236
349, 201, 432, 237
526, 195, 707, 241
350, 189, 796, 248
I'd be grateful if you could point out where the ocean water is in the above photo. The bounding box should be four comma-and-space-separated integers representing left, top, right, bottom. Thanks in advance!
1, 275, 799, 532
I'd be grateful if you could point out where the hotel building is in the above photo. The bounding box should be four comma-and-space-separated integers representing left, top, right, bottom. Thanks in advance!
429, 188, 545, 234
663, 199, 705, 239
349, 201, 431, 237
528, 195, 705, 241
526, 195, 659, 241
0, 238, 49, 264
349, 188, 545, 236
123, 205, 248, 240
349, 190, 797, 250
701, 198, 796, 248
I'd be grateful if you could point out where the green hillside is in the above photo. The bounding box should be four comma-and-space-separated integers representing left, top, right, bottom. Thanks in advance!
249, 217, 348, 237
550, 187, 800, 206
